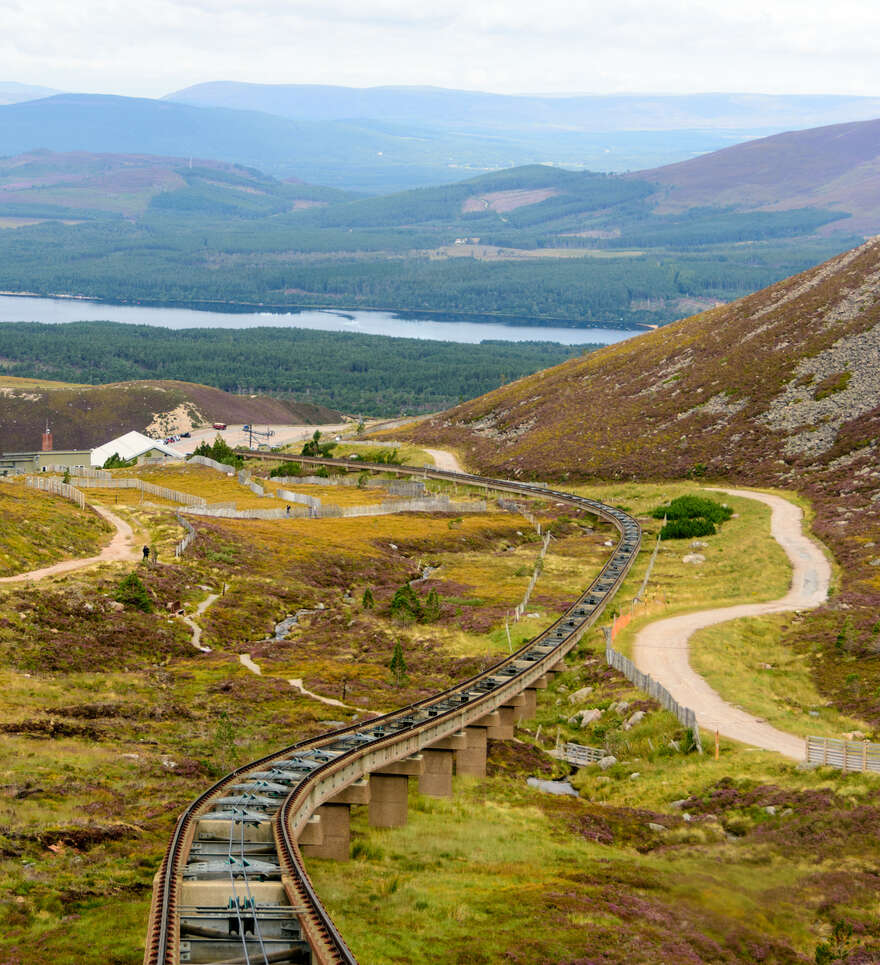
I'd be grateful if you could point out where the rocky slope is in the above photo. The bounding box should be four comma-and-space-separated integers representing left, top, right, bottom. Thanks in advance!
406, 237, 880, 722
0, 377, 340, 451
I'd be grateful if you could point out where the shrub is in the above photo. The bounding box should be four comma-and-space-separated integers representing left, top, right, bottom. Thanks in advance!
115, 572, 152, 612
102, 452, 136, 469
660, 518, 717, 540
652, 493, 732, 539
651, 495, 733, 524
270, 461, 303, 478
362, 587, 374, 610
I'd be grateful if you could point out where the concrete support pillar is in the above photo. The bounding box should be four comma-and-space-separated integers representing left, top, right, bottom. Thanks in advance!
522, 687, 538, 720
487, 704, 515, 740
300, 804, 350, 861
368, 774, 409, 828
418, 748, 454, 798
506, 693, 527, 722
296, 813, 323, 847
455, 726, 488, 777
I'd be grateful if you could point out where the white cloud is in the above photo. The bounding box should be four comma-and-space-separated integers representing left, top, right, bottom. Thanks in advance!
1, 0, 878, 97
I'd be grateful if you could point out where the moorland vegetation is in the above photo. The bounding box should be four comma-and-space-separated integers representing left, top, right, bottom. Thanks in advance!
0, 154, 858, 329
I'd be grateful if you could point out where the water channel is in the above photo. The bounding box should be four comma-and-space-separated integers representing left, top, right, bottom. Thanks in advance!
0, 294, 639, 346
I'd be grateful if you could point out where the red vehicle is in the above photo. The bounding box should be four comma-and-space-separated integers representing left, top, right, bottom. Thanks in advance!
212, 422, 227, 430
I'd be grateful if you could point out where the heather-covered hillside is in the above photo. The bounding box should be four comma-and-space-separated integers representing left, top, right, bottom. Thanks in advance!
407, 237, 880, 722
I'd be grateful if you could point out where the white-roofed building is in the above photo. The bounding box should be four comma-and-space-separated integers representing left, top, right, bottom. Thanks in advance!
91, 431, 183, 468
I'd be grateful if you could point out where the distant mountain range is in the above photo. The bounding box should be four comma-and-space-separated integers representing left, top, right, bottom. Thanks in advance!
1, 84, 880, 193
166, 83, 880, 134
0, 81, 61, 106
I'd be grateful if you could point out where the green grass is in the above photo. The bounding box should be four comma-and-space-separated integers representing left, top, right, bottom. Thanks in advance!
0, 481, 112, 577
690, 613, 871, 738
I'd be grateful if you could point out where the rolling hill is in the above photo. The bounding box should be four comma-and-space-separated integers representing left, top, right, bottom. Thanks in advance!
404, 237, 880, 723
0, 377, 340, 452
0, 92, 734, 193
637, 117, 880, 233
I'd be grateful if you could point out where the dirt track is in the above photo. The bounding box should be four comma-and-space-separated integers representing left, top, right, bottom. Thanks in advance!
423, 447, 465, 473
631, 489, 831, 760
0, 505, 138, 584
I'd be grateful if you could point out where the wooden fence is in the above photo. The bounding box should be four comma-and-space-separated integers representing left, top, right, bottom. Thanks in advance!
25, 475, 87, 510
70, 477, 206, 507
806, 736, 880, 774
561, 742, 606, 766
44, 465, 111, 479
174, 514, 197, 558
188, 454, 234, 475
605, 643, 702, 752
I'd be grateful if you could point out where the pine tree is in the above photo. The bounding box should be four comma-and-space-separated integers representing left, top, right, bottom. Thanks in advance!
422, 588, 441, 623
390, 582, 421, 624
389, 641, 407, 687
362, 587, 374, 609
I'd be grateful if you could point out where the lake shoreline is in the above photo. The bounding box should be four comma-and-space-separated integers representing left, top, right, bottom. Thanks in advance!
0, 289, 643, 334
0, 293, 640, 347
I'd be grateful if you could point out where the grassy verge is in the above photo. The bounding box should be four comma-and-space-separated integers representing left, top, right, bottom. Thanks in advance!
0, 481, 112, 577
690, 614, 871, 738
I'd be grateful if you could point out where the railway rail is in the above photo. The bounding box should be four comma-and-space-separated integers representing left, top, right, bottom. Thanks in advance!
144, 457, 642, 965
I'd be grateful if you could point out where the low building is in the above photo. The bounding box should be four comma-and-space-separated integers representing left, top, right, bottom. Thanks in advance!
0, 449, 92, 475
90, 431, 183, 468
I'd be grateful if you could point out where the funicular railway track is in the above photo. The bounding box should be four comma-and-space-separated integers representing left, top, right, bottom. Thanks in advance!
144, 457, 641, 965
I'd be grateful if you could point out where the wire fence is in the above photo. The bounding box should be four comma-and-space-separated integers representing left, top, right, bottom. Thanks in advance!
512, 532, 552, 622
605, 643, 702, 752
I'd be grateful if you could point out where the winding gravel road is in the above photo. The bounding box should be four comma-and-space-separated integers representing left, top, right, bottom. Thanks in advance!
632, 488, 831, 760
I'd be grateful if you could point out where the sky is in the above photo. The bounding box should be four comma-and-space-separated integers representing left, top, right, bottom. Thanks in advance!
2, 0, 878, 99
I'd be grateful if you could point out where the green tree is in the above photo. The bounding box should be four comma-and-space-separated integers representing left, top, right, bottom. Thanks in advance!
422, 588, 441, 623
389, 641, 408, 687
390, 582, 421, 624
362, 587, 374, 610
115, 572, 152, 612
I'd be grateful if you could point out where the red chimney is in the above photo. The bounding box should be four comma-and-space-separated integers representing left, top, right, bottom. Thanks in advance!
41, 424, 53, 452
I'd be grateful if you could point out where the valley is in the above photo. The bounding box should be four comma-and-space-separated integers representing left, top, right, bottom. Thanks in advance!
0, 69, 879, 965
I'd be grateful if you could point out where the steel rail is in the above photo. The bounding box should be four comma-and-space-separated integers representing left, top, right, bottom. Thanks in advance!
145, 458, 641, 965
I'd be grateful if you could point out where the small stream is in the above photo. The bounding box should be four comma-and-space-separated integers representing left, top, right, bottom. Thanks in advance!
527, 777, 579, 797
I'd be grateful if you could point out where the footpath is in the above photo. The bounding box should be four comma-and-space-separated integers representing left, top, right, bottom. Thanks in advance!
0, 505, 138, 584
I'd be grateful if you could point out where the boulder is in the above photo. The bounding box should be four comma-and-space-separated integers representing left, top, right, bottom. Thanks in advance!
598, 755, 617, 770
568, 708, 602, 728
623, 710, 646, 731
647, 822, 667, 833
568, 686, 594, 705
682, 553, 705, 564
